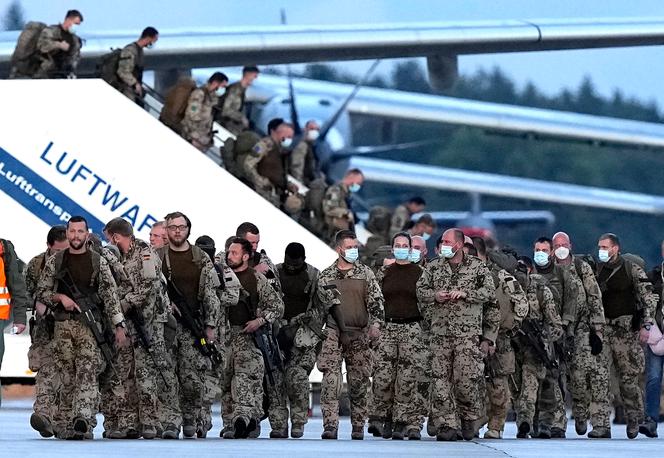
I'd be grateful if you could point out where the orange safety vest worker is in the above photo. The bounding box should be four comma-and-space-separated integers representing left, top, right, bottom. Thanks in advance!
0, 242, 10, 320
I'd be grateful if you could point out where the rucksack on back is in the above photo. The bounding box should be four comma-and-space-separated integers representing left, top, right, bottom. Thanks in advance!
159, 77, 197, 132
97, 48, 123, 88
10, 21, 46, 75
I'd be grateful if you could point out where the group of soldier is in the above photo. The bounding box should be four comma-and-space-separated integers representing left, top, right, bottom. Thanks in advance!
0, 204, 659, 442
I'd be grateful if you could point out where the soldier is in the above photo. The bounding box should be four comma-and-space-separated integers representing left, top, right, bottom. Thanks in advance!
473, 238, 529, 439
180, 72, 229, 152
36, 216, 128, 440
33, 10, 83, 78
103, 218, 166, 439
407, 214, 436, 243
321, 169, 364, 243
369, 232, 426, 440
116, 26, 159, 104
410, 235, 428, 265
513, 256, 563, 439
221, 237, 284, 439
216, 65, 260, 135
193, 235, 240, 438
317, 230, 384, 440
416, 228, 498, 441
551, 232, 610, 438
157, 212, 222, 439
289, 120, 324, 186
532, 236, 574, 438
388, 197, 426, 238
149, 221, 168, 249
244, 118, 296, 207
595, 233, 657, 439
25, 226, 68, 438
235, 222, 280, 293
273, 243, 325, 438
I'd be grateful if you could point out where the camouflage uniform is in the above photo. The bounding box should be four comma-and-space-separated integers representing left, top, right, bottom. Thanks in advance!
597, 257, 657, 426
36, 248, 124, 438
559, 257, 610, 432
217, 81, 248, 136
244, 136, 288, 207
116, 42, 144, 103
321, 183, 353, 243
416, 254, 499, 435
154, 277, 180, 432
158, 245, 222, 434
222, 268, 283, 426
388, 204, 411, 238
485, 265, 529, 434
370, 263, 427, 434
24, 252, 61, 433
317, 262, 385, 431
514, 275, 563, 432
289, 139, 323, 187
35, 25, 81, 78
180, 85, 219, 151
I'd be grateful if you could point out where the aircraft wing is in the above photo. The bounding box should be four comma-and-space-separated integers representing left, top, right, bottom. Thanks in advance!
350, 157, 664, 215
239, 73, 664, 150
2, 17, 664, 74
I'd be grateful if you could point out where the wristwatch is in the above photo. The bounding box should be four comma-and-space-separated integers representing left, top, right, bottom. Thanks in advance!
643, 324, 652, 331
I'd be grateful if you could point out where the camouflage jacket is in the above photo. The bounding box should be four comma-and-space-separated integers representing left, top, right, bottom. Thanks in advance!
488, 262, 529, 333
524, 274, 563, 342
322, 182, 352, 223
417, 254, 499, 342
317, 261, 385, 329
181, 85, 218, 147
157, 245, 222, 328
36, 248, 124, 327
36, 25, 81, 77
388, 204, 411, 238
115, 239, 162, 325
534, 261, 578, 327
219, 81, 247, 125
117, 42, 143, 88
557, 256, 605, 332
244, 136, 286, 191
233, 268, 284, 325
25, 251, 49, 302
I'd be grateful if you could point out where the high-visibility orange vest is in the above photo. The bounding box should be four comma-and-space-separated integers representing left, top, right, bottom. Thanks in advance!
0, 242, 11, 320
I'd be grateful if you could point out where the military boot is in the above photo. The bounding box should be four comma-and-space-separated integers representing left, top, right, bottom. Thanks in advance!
291, 423, 304, 438
613, 405, 626, 424
107, 429, 126, 439
436, 427, 457, 441
321, 427, 338, 440
30, 412, 54, 438
72, 418, 88, 440
627, 418, 639, 439
639, 417, 658, 438
162, 424, 179, 439
126, 428, 140, 439
484, 429, 501, 439
516, 422, 530, 439
232, 416, 250, 439
407, 428, 421, 440
351, 425, 364, 440
588, 427, 611, 439
247, 420, 259, 438
575, 417, 588, 436
537, 426, 552, 439
382, 421, 393, 439
550, 427, 566, 438
142, 426, 157, 440
269, 427, 288, 438
182, 422, 196, 439
391, 422, 406, 440
426, 419, 436, 437
367, 419, 383, 437
461, 420, 476, 441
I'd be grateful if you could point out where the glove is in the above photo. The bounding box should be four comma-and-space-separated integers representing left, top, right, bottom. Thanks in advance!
589, 329, 603, 356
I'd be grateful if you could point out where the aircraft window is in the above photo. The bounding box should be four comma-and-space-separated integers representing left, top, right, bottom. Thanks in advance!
319, 99, 331, 106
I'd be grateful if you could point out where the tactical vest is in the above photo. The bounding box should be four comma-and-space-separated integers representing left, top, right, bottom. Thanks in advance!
53, 249, 101, 296
231, 268, 259, 326
326, 276, 368, 331
277, 265, 317, 321
257, 143, 287, 190
0, 241, 11, 320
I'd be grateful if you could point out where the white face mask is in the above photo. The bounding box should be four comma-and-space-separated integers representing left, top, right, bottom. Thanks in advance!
306, 129, 320, 141
281, 138, 293, 149
533, 251, 550, 267
598, 249, 611, 263
68, 23, 79, 34
554, 247, 570, 260
439, 245, 456, 259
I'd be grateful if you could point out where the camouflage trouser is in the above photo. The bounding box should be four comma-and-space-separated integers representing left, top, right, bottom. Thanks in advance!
430, 335, 484, 430
223, 327, 265, 422
369, 321, 427, 430
174, 324, 209, 428
486, 332, 516, 432
516, 351, 564, 429
52, 320, 103, 433
570, 327, 611, 429
285, 345, 318, 425
604, 316, 645, 423
318, 328, 372, 429
535, 366, 567, 432
154, 322, 181, 430
29, 318, 61, 427
198, 363, 223, 434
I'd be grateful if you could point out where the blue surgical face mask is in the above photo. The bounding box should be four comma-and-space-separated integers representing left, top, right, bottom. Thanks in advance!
68, 23, 79, 34
409, 249, 421, 263
439, 245, 456, 259
533, 251, 550, 267
422, 232, 431, 242
598, 249, 610, 263
393, 248, 410, 261
281, 138, 293, 149
216, 87, 225, 96
343, 248, 359, 263
348, 183, 361, 193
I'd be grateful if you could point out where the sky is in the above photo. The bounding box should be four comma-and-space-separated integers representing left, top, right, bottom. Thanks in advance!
2, 0, 663, 106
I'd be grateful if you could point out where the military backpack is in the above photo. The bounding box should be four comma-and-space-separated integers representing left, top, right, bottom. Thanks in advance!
9, 21, 47, 76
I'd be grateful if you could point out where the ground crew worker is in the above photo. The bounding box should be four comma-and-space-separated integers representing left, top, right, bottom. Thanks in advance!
317, 230, 384, 440
181, 72, 228, 152
216, 65, 259, 135
117, 26, 159, 105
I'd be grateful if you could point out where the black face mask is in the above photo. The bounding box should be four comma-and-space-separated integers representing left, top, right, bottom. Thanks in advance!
283, 261, 306, 274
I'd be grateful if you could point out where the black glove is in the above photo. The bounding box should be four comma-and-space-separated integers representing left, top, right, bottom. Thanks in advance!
589, 329, 603, 356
